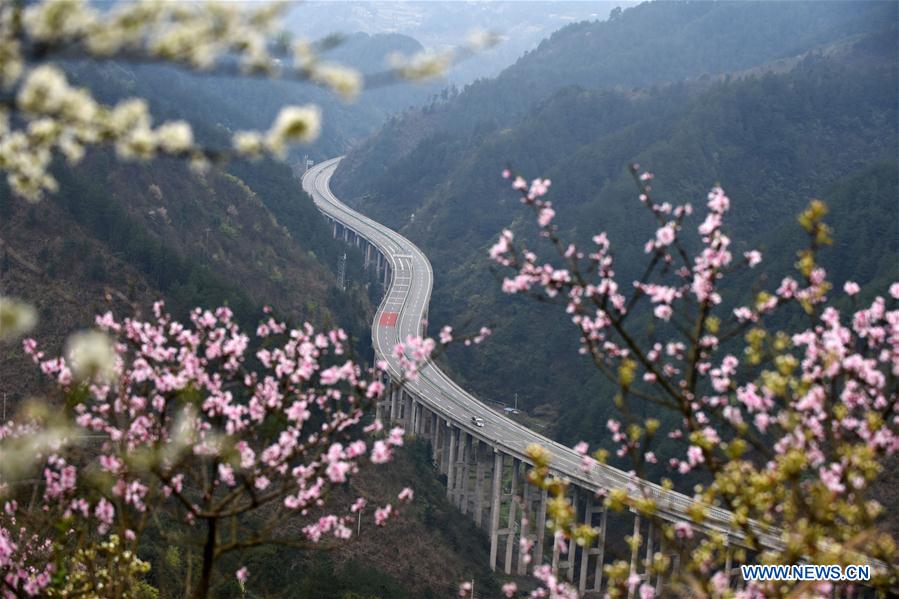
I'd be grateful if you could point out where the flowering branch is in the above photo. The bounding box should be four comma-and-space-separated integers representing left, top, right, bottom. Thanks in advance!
1, 302, 432, 597
491, 167, 898, 597
0, 0, 498, 202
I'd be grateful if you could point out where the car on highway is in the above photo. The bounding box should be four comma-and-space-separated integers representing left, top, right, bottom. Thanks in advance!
471, 416, 485, 427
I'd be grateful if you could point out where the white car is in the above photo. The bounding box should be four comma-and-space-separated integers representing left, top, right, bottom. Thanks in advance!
471, 416, 485, 428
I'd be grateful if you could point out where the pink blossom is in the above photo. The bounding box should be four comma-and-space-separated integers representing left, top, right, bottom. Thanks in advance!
674, 521, 694, 539
744, 250, 762, 267
843, 281, 860, 296
374, 504, 392, 526
537, 206, 556, 227
655, 223, 676, 247
654, 304, 673, 321
370, 440, 392, 464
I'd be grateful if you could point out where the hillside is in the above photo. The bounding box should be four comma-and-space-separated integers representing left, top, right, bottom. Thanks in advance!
334, 0, 894, 197
139, 441, 502, 598
0, 149, 378, 400
331, 2, 899, 455
0, 35, 509, 596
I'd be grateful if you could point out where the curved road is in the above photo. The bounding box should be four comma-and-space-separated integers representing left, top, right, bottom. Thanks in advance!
302, 157, 781, 549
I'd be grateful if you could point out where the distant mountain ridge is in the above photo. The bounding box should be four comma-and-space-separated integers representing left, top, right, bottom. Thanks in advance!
285, 1, 631, 84
334, 0, 894, 190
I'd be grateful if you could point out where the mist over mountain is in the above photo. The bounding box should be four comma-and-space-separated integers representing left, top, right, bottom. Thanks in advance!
286, 0, 632, 84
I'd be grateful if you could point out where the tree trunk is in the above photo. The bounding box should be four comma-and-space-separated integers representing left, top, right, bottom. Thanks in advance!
193, 517, 217, 599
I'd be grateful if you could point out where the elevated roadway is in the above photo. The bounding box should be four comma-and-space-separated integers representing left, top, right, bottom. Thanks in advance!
302, 157, 783, 588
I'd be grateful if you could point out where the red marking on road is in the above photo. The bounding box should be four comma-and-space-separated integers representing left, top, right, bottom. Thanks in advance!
379, 312, 398, 326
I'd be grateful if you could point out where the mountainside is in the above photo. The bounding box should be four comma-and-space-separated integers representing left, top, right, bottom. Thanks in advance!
0, 148, 375, 400
0, 51, 501, 597
142, 441, 502, 598
334, 0, 894, 191
331, 1, 899, 454
285, 1, 632, 84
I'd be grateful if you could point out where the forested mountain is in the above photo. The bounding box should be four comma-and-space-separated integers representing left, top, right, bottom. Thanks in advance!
332, 1, 899, 455
3, 28, 444, 366
0, 35, 501, 596
335, 0, 893, 193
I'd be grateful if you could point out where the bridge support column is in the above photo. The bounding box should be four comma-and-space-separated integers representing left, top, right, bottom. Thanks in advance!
724, 543, 733, 590
332, 221, 338, 238
517, 472, 532, 575
446, 425, 457, 498
389, 388, 398, 422
552, 528, 560, 574
383, 262, 390, 286
404, 392, 414, 432
488, 451, 503, 571
503, 458, 519, 575
364, 243, 371, 269
535, 487, 547, 567
458, 433, 471, 513
589, 503, 608, 593
473, 441, 485, 528
578, 493, 593, 593
438, 419, 447, 471
431, 414, 443, 473
655, 530, 667, 594
645, 522, 655, 584
553, 488, 576, 579
566, 487, 578, 582
628, 512, 642, 599
443, 421, 451, 475
430, 413, 439, 463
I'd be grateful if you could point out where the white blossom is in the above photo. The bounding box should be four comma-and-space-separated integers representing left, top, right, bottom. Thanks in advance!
155, 120, 194, 154
0, 296, 38, 341
65, 330, 117, 383
233, 130, 265, 157
266, 105, 322, 155
312, 63, 362, 101
23, 0, 96, 43
0, 0, 405, 202
389, 51, 451, 82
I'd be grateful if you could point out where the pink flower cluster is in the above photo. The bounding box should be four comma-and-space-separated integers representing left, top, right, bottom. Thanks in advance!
492, 166, 898, 595
2, 303, 431, 596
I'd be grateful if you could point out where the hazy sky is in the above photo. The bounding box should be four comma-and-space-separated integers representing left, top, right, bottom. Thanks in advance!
286, 1, 635, 83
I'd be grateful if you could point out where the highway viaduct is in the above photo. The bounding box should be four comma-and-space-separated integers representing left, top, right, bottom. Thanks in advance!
303, 157, 785, 596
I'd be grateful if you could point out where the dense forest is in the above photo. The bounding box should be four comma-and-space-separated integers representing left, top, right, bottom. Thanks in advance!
333, 1, 898, 458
